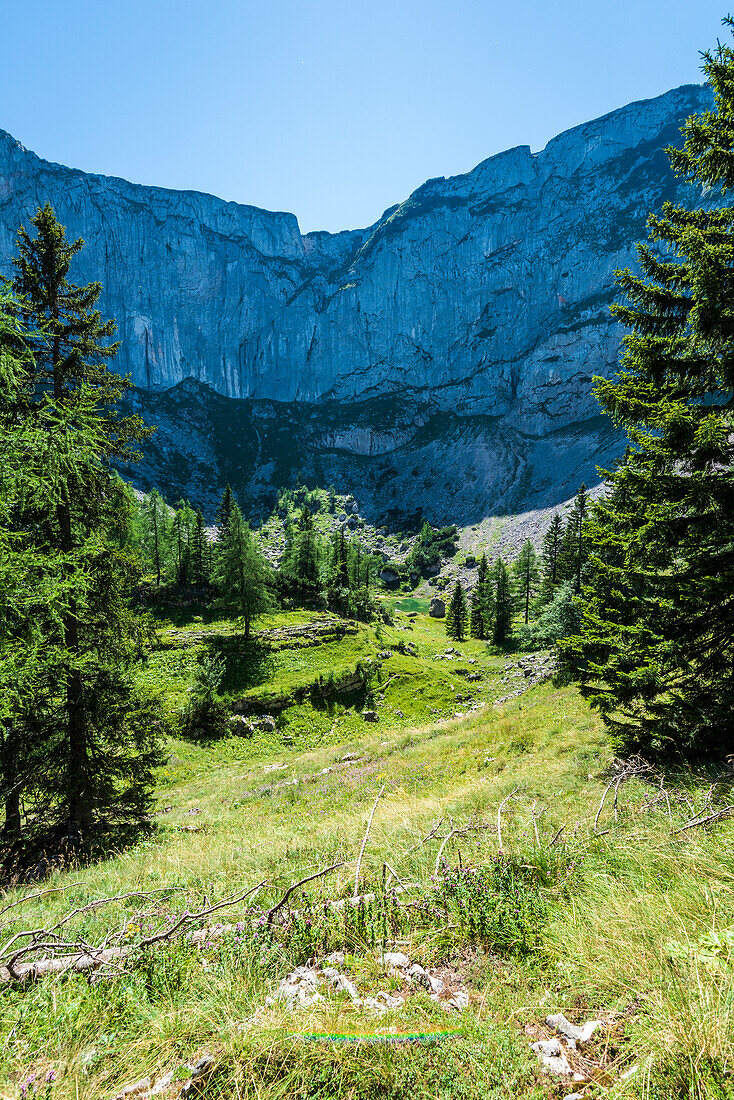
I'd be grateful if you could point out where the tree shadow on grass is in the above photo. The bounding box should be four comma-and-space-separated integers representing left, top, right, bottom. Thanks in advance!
210, 637, 278, 696
1, 818, 157, 886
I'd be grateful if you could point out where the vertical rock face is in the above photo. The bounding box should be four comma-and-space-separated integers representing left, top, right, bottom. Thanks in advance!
0, 84, 714, 519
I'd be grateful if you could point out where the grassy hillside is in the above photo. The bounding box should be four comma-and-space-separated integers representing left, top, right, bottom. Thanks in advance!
2, 607, 733, 1099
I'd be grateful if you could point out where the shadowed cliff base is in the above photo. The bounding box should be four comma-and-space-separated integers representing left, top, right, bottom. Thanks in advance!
118, 378, 623, 528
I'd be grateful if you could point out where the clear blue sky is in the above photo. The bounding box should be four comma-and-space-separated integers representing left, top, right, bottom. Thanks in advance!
1, 0, 727, 233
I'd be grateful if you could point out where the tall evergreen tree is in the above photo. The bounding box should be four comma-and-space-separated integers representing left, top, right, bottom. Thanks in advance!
215, 502, 271, 640
217, 484, 234, 534
469, 554, 492, 639
491, 558, 514, 647
538, 513, 564, 604
192, 509, 207, 585
446, 581, 468, 642
561, 26, 734, 756
173, 499, 196, 585
4, 206, 164, 846
281, 505, 321, 603
558, 485, 590, 594
512, 540, 540, 624
143, 489, 170, 586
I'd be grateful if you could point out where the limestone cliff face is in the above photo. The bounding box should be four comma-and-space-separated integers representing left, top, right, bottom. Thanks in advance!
0, 84, 714, 519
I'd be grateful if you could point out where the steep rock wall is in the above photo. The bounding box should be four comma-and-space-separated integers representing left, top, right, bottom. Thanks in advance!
0, 84, 713, 518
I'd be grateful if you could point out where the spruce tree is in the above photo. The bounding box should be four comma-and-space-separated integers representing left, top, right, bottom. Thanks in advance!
538, 514, 564, 604
192, 509, 207, 585
561, 25, 734, 756
558, 485, 590, 594
469, 554, 492, 639
4, 207, 164, 847
281, 505, 321, 604
173, 499, 196, 584
0, 289, 68, 844
217, 484, 234, 534
512, 540, 540, 624
446, 581, 468, 642
215, 502, 271, 640
491, 558, 514, 647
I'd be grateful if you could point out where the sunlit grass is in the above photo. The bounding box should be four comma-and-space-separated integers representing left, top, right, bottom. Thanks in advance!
2, 610, 733, 1098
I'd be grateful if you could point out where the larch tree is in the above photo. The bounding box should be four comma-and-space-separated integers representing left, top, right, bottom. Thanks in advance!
512, 540, 540, 624
215, 501, 271, 641
5, 205, 164, 848
469, 554, 492, 639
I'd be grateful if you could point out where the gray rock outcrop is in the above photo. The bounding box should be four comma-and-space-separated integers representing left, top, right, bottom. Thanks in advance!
0, 84, 713, 519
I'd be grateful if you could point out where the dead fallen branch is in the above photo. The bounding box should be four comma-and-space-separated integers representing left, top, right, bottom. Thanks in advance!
497, 787, 524, 854
593, 756, 655, 832
0, 881, 84, 921
2, 881, 266, 984
266, 863, 345, 928
672, 805, 734, 834
355, 785, 385, 896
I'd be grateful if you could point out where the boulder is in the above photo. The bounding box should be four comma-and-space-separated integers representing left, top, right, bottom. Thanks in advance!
429, 598, 446, 618
362, 710, 379, 722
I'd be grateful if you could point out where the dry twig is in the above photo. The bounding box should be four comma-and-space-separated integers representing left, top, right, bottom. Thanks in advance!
266, 863, 345, 928
354, 785, 385, 895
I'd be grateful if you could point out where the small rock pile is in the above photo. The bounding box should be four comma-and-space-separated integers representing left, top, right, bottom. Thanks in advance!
229, 714, 277, 735
496, 652, 556, 704
530, 1013, 600, 1083
114, 1054, 214, 1100
263, 951, 470, 1015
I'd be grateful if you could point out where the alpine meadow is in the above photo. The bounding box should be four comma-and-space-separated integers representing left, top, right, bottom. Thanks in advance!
2, 11, 734, 1100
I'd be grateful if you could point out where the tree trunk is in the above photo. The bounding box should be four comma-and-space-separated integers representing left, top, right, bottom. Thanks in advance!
58, 497, 89, 838
153, 506, 161, 586
2, 723, 21, 840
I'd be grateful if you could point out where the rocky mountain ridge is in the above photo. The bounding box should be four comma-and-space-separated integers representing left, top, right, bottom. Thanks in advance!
0, 83, 713, 521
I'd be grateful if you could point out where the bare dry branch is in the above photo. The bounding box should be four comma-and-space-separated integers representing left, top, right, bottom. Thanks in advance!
0, 882, 84, 921
266, 863, 345, 928
497, 787, 524, 854
354, 785, 385, 895
672, 805, 734, 834
434, 829, 458, 875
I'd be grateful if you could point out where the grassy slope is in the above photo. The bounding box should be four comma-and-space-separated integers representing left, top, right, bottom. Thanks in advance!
2, 609, 734, 1100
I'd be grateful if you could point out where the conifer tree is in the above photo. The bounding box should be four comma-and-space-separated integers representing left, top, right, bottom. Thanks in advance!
173, 500, 196, 584
469, 554, 492, 639
143, 490, 170, 586
281, 505, 321, 603
5, 206, 164, 846
217, 484, 233, 534
558, 485, 590, 594
192, 509, 207, 585
491, 558, 514, 647
215, 502, 271, 640
446, 581, 468, 642
0, 289, 68, 843
538, 514, 564, 604
561, 25, 734, 756
512, 540, 540, 624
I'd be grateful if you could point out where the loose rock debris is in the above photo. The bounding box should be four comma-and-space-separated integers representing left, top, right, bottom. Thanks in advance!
496, 652, 556, 704
114, 1053, 214, 1100
262, 950, 470, 1015
529, 1011, 608, 1086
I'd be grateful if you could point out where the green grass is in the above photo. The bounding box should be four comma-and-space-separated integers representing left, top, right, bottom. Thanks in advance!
2, 609, 734, 1099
